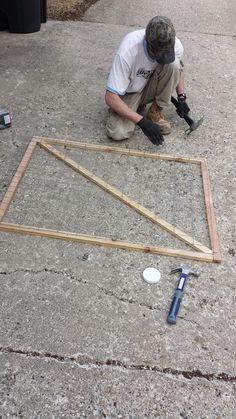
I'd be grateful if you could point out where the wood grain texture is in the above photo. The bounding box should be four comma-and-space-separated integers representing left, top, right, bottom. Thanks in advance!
201, 161, 221, 263
34, 136, 202, 164
0, 223, 214, 262
0, 138, 38, 222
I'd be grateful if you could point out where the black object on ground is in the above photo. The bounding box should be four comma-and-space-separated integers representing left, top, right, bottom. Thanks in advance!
0, 0, 47, 33
0, 109, 11, 129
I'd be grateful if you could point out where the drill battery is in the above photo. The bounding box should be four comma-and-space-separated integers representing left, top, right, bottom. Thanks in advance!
0, 109, 11, 129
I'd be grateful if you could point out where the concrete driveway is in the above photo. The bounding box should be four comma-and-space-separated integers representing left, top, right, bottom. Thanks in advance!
0, 0, 235, 417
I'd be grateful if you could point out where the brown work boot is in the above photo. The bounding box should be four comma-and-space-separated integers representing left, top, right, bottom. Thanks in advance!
147, 101, 171, 134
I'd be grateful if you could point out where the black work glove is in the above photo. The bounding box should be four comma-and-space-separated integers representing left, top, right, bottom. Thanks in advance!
176, 93, 190, 118
137, 117, 164, 146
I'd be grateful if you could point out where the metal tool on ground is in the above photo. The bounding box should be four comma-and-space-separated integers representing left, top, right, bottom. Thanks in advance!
171, 96, 204, 135
0, 109, 11, 129
167, 265, 199, 324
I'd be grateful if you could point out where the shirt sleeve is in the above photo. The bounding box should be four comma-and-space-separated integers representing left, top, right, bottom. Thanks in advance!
106, 54, 131, 96
174, 37, 184, 61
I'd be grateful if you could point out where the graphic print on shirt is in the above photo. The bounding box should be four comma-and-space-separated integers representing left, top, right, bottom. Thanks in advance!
136, 68, 154, 79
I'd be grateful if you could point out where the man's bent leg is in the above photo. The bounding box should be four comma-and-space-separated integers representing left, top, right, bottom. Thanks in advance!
140, 59, 181, 134
106, 92, 142, 140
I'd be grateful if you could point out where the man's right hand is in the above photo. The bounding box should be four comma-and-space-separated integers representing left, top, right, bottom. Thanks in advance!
137, 117, 164, 146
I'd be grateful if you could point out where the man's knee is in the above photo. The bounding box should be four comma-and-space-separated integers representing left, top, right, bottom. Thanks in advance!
106, 124, 134, 141
106, 116, 135, 140
166, 58, 181, 74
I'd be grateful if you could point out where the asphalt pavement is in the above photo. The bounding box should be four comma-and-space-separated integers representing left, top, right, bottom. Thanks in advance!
0, 0, 236, 417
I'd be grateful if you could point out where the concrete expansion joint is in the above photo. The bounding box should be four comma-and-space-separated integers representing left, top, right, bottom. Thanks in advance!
82, 20, 236, 39
0, 346, 235, 383
180, 29, 236, 38
83, 20, 141, 29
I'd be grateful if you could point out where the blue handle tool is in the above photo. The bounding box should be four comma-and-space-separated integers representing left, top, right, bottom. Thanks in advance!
167, 266, 199, 325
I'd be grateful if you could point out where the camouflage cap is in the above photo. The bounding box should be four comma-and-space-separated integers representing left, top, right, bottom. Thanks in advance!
145, 16, 175, 64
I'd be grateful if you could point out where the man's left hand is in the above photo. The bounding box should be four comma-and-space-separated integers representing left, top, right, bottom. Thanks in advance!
177, 94, 190, 118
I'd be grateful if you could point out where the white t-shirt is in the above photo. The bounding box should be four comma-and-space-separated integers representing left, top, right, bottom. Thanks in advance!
106, 29, 184, 96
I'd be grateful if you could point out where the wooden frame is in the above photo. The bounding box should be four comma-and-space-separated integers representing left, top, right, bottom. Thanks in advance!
0, 136, 221, 263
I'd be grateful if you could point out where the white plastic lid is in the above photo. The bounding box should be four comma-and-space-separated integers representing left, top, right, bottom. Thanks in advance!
143, 267, 161, 284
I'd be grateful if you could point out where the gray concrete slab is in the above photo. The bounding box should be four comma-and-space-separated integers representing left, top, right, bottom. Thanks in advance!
3, 145, 209, 248
83, 0, 236, 36
0, 258, 235, 373
1, 352, 235, 418
0, 0, 236, 417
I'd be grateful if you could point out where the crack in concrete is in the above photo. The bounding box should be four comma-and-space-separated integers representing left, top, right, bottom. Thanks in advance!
96, 284, 157, 310
0, 269, 50, 276
178, 316, 200, 327
0, 269, 205, 323
0, 268, 205, 328
0, 268, 157, 311
0, 268, 85, 285
180, 29, 236, 38
0, 346, 235, 383
82, 20, 236, 39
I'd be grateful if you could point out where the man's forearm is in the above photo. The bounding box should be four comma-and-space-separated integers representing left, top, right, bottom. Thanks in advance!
176, 69, 185, 95
105, 91, 142, 123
